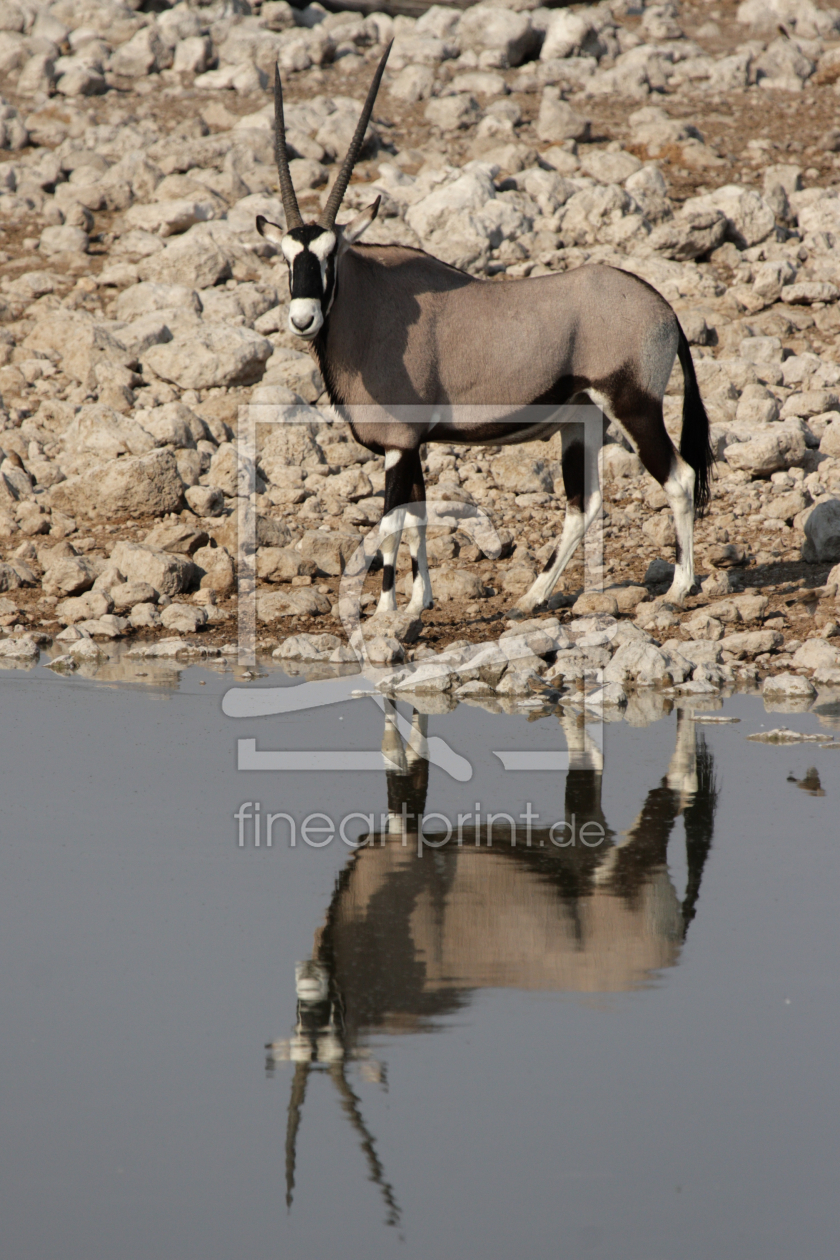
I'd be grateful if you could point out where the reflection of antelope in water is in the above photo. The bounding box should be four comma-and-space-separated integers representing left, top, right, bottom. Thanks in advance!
267, 705, 717, 1224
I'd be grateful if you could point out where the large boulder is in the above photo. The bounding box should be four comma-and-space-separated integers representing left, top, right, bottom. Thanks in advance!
719, 629, 784, 657
50, 449, 185, 521
536, 89, 591, 143
296, 530, 363, 576
136, 231, 231, 289
41, 555, 101, 596
109, 541, 196, 596
649, 207, 727, 261
406, 169, 496, 241
142, 325, 272, 390
23, 315, 132, 388
124, 199, 218, 238
802, 499, 840, 563
725, 426, 809, 477
682, 185, 776, 249
256, 547, 317, 582
109, 27, 173, 78
458, 5, 540, 67
115, 283, 202, 322
427, 569, 487, 601
62, 405, 157, 460
256, 589, 331, 621
55, 591, 113, 625
142, 521, 209, 555
791, 638, 840, 671
541, 11, 601, 60
603, 641, 690, 686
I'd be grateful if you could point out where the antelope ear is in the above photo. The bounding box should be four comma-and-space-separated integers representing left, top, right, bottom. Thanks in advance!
340, 197, 381, 247
256, 215, 285, 244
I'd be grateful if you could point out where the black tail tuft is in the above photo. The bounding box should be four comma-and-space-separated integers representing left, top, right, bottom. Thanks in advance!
676, 321, 714, 516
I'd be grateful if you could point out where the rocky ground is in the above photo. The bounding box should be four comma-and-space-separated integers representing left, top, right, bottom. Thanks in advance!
3, 0, 840, 708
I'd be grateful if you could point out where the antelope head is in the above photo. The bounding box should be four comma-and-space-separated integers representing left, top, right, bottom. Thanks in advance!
256, 43, 392, 340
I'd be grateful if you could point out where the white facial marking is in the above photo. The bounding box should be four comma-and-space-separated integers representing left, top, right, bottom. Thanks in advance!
288, 298, 323, 339
310, 231, 336, 262
384, 450, 402, 470
281, 237, 304, 263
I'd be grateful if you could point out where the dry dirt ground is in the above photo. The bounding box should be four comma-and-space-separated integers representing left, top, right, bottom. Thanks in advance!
2, 0, 840, 684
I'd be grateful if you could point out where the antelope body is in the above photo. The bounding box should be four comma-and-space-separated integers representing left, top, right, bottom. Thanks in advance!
257, 46, 714, 617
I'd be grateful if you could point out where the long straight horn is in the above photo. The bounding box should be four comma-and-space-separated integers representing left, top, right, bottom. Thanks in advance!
274, 63, 303, 230
319, 41, 392, 230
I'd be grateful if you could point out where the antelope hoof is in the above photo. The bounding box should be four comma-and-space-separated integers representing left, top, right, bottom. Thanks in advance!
664, 584, 690, 607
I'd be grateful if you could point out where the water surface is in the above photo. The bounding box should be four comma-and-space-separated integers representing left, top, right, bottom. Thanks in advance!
1, 660, 838, 1259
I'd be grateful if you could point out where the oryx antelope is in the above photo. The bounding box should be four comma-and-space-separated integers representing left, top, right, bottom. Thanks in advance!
266, 703, 717, 1220
256, 45, 714, 618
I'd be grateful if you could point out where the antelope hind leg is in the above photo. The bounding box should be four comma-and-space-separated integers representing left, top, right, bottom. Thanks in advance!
513, 428, 601, 616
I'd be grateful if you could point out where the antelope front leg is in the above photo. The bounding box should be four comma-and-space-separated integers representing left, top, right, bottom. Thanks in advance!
375, 448, 431, 616
375, 504, 405, 615
404, 503, 433, 614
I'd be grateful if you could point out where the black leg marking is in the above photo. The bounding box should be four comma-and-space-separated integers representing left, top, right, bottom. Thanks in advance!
383, 448, 423, 516
382, 565, 395, 594
561, 437, 585, 511
599, 376, 675, 487
541, 546, 560, 574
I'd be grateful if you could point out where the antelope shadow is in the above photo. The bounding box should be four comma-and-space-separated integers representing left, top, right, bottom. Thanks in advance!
266, 706, 718, 1227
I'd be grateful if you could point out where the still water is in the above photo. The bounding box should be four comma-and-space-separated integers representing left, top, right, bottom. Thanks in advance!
1, 658, 838, 1259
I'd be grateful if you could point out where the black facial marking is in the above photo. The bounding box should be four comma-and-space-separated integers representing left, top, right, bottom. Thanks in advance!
291, 250, 325, 299
285, 225, 337, 305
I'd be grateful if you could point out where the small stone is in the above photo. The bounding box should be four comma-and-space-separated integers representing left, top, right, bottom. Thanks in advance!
129, 603, 161, 629
433, 569, 487, 601
536, 89, 591, 143
584, 682, 628, 707
55, 591, 113, 625
159, 604, 207, 634
257, 547, 317, 583
496, 667, 544, 695
256, 589, 331, 622
643, 558, 675, 585
110, 542, 195, 596
0, 634, 39, 659
142, 523, 209, 557
781, 282, 840, 306
719, 629, 784, 659
273, 632, 341, 660
363, 610, 423, 644
762, 673, 816, 698
185, 485, 226, 517
802, 499, 840, 563
111, 582, 159, 610
603, 640, 689, 687
791, 638, 840, 671
41, 555, 100, 596
365, 635, 405, 665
